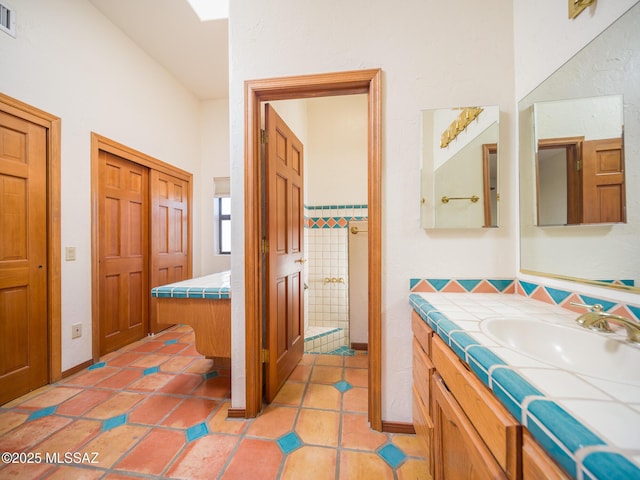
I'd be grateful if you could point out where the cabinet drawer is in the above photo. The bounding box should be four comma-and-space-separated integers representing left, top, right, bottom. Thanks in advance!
412, 310, 433, 356
522, 430, 570, 480
413, 337, 435, 415
412, 386, 434, 476
432, 335, 521, 479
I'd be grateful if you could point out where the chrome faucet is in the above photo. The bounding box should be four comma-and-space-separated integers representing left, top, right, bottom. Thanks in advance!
572, 302, 640, 343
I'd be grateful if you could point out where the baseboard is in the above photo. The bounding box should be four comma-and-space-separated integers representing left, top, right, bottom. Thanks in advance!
382, 421, 416, 434
227, 408, 246, 419
62, 359, 93, 378
351, 342, 368, 351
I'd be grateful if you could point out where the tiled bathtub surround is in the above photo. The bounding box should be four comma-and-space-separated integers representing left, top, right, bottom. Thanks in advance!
304, 205, 368, 351
409, 291, 640, 479
304, 326, 346, 354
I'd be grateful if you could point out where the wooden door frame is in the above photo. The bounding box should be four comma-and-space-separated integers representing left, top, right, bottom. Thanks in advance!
536, 137, 583, 225
90, 133, 193, 361
482, 143, 497, 228
0, 93, 62, 383
243, 69, 382, 429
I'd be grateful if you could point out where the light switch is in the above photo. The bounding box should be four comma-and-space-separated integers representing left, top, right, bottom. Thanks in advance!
65, 247, 76, 261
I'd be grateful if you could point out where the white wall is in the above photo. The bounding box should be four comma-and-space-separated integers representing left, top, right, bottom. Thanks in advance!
229, 0, 516, 421
305, 95, 368, 205
0, 0, 203, 371
513, 0, 639, 100
200, 99, 231, 275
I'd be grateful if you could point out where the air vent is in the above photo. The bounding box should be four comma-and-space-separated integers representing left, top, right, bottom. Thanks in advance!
0, 2, 16, 38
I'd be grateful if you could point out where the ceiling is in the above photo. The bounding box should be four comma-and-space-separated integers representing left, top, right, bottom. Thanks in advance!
88, 0, 229, 100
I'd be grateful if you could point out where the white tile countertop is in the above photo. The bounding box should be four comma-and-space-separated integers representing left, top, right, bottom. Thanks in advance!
410, 292, 640, 480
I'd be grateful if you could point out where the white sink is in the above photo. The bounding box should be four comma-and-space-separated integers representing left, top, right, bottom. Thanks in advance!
480, 318, 640, 384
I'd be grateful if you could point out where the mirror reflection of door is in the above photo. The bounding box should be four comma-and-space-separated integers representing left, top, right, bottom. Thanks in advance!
482, 143, 498, 227
537, 136, 625, 225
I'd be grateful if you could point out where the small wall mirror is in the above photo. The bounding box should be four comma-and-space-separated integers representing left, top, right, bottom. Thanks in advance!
534, 95, 626, 226
420, 105, 499, 229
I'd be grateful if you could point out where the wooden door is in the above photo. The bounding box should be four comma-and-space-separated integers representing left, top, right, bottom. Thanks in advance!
264, 104, 305, 402
432, 374, 507, 480
582, 137, 625, 223
0, 111, 48, 405
98, 151, 149, 355
149, 171, 189, 333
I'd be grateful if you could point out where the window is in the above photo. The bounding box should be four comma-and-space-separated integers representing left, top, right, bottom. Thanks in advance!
217, 196, 231, 254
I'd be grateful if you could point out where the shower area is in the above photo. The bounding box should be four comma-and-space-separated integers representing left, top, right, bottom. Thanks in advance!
303, 207, 368, 354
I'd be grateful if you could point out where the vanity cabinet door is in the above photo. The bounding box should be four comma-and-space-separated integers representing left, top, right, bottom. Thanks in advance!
433, 373, 508, 480
413, 386, 434, 477
522, 430, 571, 480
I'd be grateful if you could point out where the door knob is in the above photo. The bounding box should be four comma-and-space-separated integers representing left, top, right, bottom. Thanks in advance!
294, 258, 307, 264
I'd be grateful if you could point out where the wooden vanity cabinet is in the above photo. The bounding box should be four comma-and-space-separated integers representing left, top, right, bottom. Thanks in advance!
412, 310, 521, 480
412, 311, 435, 476
412, 309, 574, 480
522, 430, 571, 480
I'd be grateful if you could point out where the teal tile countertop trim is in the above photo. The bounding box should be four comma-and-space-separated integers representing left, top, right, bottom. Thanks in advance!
151, 271, 230, 299
409, 293, 640, 480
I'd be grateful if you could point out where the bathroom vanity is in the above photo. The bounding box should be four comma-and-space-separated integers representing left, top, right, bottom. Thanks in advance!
410, 291, 640, 480
151, 271, 231, 359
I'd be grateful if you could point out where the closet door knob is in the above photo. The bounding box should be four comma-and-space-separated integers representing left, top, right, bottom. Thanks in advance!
295, 258, 307, 264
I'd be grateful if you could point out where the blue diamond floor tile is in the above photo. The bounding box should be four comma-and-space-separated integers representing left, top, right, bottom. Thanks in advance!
277, 432, 302, 454
333, 380, 353, 393
378, 443, 406, 468
205, 371, 219, 380
28, 405, 57, 421
164, 339, 178, 345
102, 414, 127, 431
88, 362, 106, 370
143, 366, 160, 375
186, 422, 209, 442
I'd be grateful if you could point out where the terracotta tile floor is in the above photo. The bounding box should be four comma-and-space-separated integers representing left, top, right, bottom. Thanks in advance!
0, 326, 429, 479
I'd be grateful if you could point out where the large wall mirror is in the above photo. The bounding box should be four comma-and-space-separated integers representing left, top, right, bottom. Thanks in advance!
519, 3, 639, 290
421, 105, 499, 229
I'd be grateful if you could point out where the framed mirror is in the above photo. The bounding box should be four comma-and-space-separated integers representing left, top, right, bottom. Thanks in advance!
519, 3, 639, 291
421, 105, 499, 229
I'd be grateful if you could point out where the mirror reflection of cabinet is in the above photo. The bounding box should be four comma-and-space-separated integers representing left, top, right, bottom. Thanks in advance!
534, 96, 626, 226
420, 105, 500, 229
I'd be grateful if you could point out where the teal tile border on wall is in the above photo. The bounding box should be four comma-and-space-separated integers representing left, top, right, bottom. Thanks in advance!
304, 204, 368, 229
409, 277, 640, 322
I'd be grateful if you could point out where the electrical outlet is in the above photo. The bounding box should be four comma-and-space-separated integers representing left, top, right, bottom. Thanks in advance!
71, 323, 82, 339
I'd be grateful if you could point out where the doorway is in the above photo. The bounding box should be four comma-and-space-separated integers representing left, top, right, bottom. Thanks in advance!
0, 94, 61, 405
244, 69, 382, 430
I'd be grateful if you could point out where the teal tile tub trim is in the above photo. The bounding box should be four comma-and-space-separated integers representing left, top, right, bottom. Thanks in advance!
409, 293, 639, 479
304, 327, 342, 342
